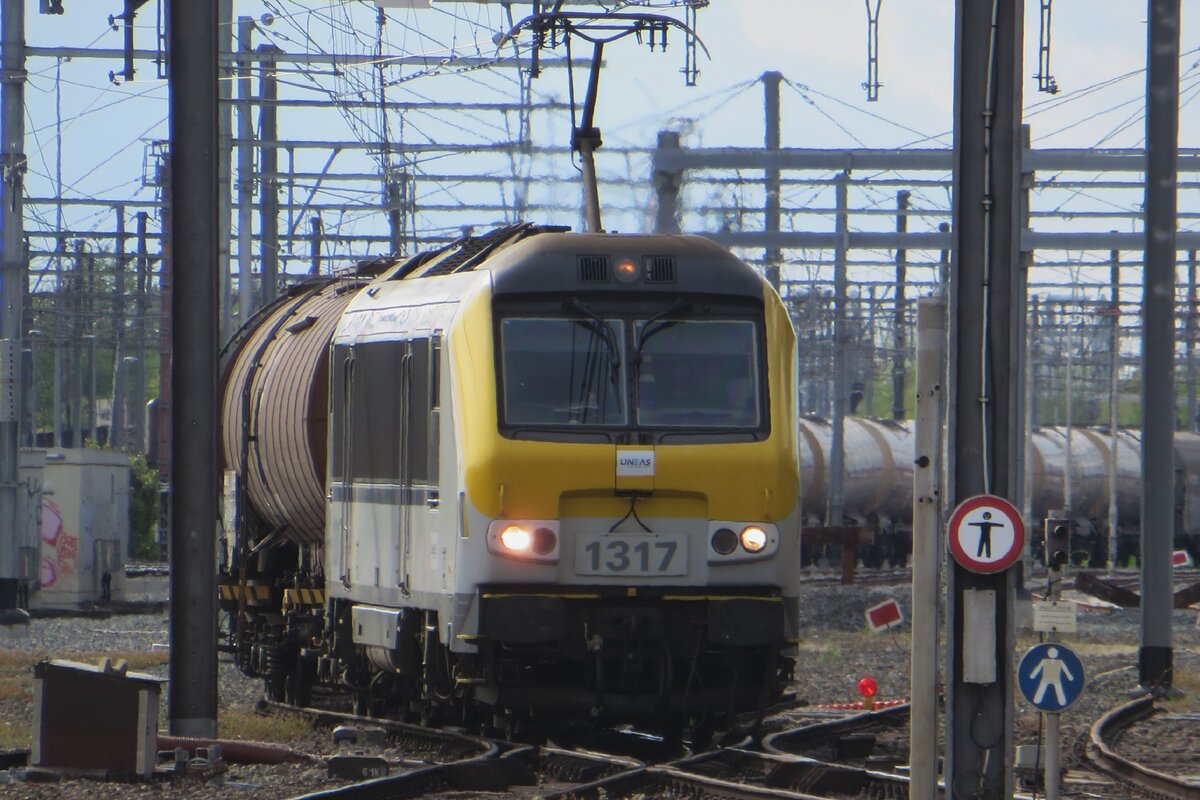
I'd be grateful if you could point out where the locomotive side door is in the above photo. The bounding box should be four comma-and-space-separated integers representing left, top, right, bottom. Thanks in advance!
396, 336, 441, 595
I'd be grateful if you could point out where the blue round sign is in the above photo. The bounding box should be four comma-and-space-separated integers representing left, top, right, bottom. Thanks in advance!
1018, 643, 1085, 712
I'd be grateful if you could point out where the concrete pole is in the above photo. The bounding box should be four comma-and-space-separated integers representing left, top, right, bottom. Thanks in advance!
909, 296, 946, 800
763, 71, 782, 291
309, 216, 323, 276
0, 0, 24, 594
1140, 0, 1179, 691
826, 172, 849, 527
652, 131, 682, 235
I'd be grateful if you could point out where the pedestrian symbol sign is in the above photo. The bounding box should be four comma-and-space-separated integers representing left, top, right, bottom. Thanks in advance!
947, 494, 1026, 573
1018, 643, 1085, 712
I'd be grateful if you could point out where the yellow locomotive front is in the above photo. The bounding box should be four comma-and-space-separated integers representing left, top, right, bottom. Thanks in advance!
449, 232, 800, 727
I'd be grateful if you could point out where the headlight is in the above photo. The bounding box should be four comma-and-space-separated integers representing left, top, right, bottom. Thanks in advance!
740, 526, 769, 553
711, 528, 738, 555
531, 527, 558, 555
707, 521, 778, 563
499, 525, 532, 552
488, 520, 560, 563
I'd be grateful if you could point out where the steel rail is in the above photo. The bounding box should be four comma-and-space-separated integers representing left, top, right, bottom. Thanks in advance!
1087, 694, 1200, 800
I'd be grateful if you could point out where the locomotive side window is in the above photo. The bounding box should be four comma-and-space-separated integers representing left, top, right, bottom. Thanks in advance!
330, 344, 352, 481
330, 338, 438, 491
635, 319, 762, 429
500, 318, 627, 427
405, 338, 433, 486
352, 342, 405, 482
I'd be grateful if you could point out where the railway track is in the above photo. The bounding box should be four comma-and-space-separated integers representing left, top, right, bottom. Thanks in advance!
1087, 694, 1200, 800
272, 698, 917, 800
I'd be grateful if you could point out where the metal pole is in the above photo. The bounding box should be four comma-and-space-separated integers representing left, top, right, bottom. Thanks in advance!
70, 242, 82, 447
52, 344, 61, 449
576, 42, 605, 234
948, 1, 1024, 796
27, 331, 40, 447
1065, 321, 1073, 514
133, 211, 148, 454
0, 0, 26, 597
1188, 251, 1197, 432
827, 172, 849, 527
893, 190, 910, 420
910, 296, 945, 800
236, 17, 255, 325
763, 71, 782, 291
258, 43, 280, 304
168, 0, 219, 738
217, 0, 233, 342
1140, 0, 1178, 691
84, 334, 97, 446
1108, 247, 1121, 573
112, 208, 127, 448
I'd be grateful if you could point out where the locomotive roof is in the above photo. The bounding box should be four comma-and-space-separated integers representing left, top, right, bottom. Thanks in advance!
373, 223, 766, 300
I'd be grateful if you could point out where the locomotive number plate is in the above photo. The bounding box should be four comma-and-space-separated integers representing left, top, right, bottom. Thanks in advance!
574, 533, 687, 576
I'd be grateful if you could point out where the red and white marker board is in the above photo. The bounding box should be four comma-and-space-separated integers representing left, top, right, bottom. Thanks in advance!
947, 494, 1026, 574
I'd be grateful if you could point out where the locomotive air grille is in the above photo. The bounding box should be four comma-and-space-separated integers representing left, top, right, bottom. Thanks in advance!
578, 255, 610, 282
645, 256, 676, 284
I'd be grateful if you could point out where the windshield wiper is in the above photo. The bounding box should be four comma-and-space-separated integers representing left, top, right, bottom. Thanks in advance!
634, 298, 693, 365
565, 298, 623, 403
566, 297, 620, 369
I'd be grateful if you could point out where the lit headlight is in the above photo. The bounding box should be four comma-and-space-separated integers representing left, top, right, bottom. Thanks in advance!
707, 521, 778, 563
740, 526, 769, 553
499, 525, 532, 552
488, 520, 560, 563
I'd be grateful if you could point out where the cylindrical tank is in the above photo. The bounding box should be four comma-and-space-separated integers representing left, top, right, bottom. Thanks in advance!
1173, 432, 1200, 534
797, 416, 914, 525
220, 276, 363, 546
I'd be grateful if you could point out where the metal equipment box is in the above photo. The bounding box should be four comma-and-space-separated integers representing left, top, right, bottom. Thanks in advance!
31, 659, 161, 779
31, 448, 131, 608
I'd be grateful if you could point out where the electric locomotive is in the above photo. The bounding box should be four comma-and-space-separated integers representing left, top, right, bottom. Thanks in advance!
219, 222, 801, 734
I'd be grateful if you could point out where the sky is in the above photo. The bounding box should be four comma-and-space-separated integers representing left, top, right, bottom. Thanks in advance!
17, 1, 1200, 284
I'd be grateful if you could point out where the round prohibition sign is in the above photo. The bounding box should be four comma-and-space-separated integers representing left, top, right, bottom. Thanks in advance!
947, 494, 1026, 573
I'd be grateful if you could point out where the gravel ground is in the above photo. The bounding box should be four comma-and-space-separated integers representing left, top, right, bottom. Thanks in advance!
0, 576, 1195, 799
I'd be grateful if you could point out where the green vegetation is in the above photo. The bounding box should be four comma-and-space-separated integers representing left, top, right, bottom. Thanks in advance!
219, 709, 314, 743
128, 453, 161, 561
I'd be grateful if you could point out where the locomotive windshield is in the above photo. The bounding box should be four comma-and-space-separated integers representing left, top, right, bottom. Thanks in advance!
498, 311, 765, 439
500, 317, 627, 426
635, 319, 761, 428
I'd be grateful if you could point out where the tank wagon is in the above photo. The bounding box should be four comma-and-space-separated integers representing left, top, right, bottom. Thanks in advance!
797, 419, 1200, 567
219, 224, 801, 737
